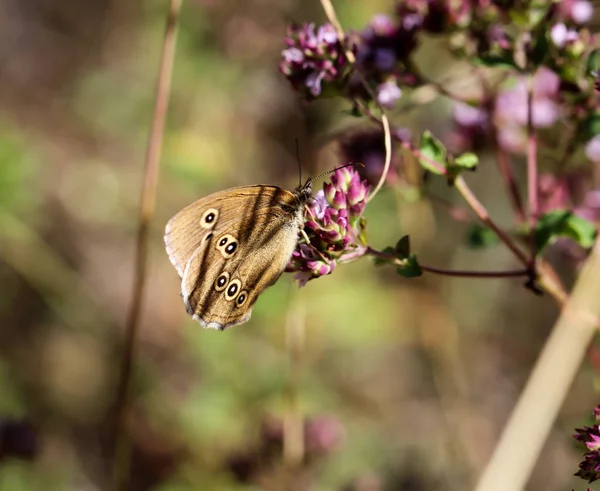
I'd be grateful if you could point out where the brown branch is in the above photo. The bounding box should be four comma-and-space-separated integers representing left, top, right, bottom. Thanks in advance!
474, 237, 600, 491
110, 1, 182, 489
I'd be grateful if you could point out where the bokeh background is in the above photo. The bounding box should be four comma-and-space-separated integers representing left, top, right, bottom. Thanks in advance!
0, 0, 598, 490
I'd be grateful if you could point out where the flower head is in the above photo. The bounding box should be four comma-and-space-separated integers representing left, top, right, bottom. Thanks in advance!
494, 68, 561, 153
304, 415, 346, 455
354, 14, 420, 93
574, 405, 600, 482
586, 135, 600, 162
286, 166, 370, 285
560, 0, 594, 24
279, 23, 350, 100
376, 79, 403, 108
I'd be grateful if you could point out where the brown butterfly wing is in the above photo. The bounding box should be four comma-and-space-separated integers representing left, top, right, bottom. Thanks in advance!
164, 185, 304, 330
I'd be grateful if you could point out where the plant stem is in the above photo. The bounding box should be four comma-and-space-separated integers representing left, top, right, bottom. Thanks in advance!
360, 99, 531, 269
366, 247, 529, 278
110, 1, 181, 489
319, 0, 392, 203
368, 113, 392, 203
526, 74, 538, 264
496, 143, 526, 223
283, 298, 306, 467
419, 265, 529, 278
357, 99, 446, 175
454, 176, 530, 267
473, 237, 600, 491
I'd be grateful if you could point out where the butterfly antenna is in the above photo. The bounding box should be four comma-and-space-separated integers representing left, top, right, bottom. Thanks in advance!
310, 162, 364, 182
295, 137, 302, 187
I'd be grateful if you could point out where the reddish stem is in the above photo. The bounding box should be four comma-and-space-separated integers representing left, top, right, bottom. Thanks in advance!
587, 343, 600, 376
454, 177, 530, 267
526, 75, 538, 262
420, 264, 530, 278
358, 97, 532, 271
496, 143, 526, 223
367, 247, 529, 279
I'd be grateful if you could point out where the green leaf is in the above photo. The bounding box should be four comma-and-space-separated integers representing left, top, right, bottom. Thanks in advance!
445, 152, 478, 185
580, 111, 600, 140
372, 236, 413, 266
528, 31, 549, 67
473, 53, 519, 70
396, 254, 422, 278
341, 105, 363, 118
534, 210, 597, 254
395, 235, 410, 259
529, 1, 552, 28
585, 49, 600, 75
454, 152, 478, 170
418, 131, 446, 175
373, 246, 395, 266
466, 224, 500, 249
357, 216, 368, 245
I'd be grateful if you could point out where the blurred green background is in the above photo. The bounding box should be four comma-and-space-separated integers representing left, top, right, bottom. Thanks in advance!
0, 0, 597, 490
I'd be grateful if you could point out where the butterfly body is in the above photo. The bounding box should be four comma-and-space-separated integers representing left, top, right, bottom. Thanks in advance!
164, 182, 312, 330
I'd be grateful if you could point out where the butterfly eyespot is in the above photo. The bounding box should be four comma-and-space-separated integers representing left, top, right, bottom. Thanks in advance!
200, 208, 219, 229
225, 279, 241, 301
214, 272, 230, 292
216, 234, 238, 258
236, 291, 248, 307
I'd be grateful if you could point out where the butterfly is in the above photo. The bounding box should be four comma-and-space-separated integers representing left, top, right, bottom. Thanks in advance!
164, 179, 313, 330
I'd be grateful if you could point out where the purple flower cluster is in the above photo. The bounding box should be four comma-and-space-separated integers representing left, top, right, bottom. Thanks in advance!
552, 0, 593, 49
574, 405, 600, 482
546, 2, 594, 89
537, 171, 600, 223
353, 13, 419, 108
286, 167, 370, 286
494, 68, 561, 153
279, 23, 350, 99
384, 0, 513, 64
446, 101, 490, 153
279, 1, 597, 119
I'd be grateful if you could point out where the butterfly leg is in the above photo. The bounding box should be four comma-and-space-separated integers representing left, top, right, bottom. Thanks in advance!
300, 229, 311, 245
305, 204, 316, 220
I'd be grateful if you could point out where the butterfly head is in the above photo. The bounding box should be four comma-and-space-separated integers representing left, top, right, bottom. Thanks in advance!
295, 178, 313, 204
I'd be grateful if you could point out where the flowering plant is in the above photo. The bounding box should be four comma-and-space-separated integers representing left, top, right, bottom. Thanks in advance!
286, 167, 370, 285
277, 2, 600, 488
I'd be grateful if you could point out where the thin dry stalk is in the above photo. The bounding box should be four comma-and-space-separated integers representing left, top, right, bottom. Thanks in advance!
110, 1, 182, 489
